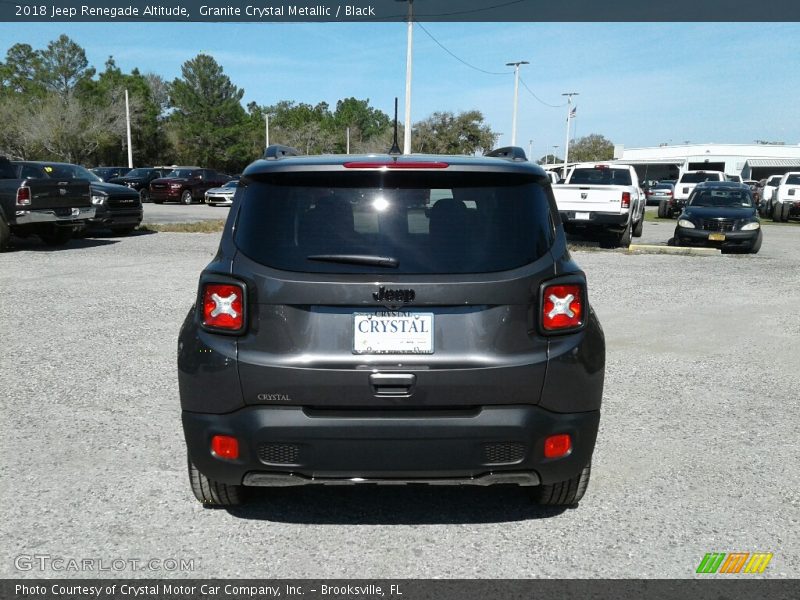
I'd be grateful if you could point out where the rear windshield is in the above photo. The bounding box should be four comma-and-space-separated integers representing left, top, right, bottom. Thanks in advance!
680, 172, 723, 183
652, 183, 673, 190
234, 171, 553, 274
785, 175, 800, 185
569, 168, 631, 186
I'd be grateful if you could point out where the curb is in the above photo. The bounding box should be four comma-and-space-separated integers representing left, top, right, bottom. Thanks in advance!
627, 244, 720, 256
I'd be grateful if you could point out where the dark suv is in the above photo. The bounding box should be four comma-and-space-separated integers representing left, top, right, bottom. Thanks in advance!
178, 146, 605, 507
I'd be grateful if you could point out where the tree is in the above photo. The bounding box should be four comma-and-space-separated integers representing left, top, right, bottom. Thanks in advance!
38, 34, 95, 100
330, 97, 391, 153
567, 134, 614, 162
169, 54, 248, 170
412, 110, 498, 155
537, 154, 562, 165
0, 43, 46, 97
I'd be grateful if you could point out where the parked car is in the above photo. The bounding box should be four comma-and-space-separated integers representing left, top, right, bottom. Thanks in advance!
91, 166, 130, 182
14, 161, 142, 235
743, 179, 760, 205
672, 181, 761, 253
771, 171, 800, 222
759, 175, 784, 217
205, 180, 238, 206
178, 145, 605, 507
672, 170, 727, 212
725, 174, 743, 183
149, 167, 230, 205
650, 183, 676, 215
107, 167, 173, 203
1, 156, 93, 249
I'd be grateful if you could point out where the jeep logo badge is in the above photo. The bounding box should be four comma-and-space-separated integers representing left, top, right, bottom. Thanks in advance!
373, 286, 415, 303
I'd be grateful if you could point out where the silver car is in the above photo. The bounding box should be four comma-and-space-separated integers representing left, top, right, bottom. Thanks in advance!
205, 180, 238, 206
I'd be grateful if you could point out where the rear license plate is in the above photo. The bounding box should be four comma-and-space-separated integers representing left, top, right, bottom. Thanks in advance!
708, 233, 726, 241
575, 212, 590, 220
353, 312, 434, 354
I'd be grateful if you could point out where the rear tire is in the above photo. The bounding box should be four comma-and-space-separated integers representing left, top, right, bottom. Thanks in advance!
139, 189, 150, 203
772, 203, 783, 222
180, 190, 193, 205
657, 199, 667, 218
616, 222, 632, 248
188, 455, 245, 507
40, 228, 72, 246
632, 213, 644, 238
531, 463, 591, 506
0, 216, 10, 250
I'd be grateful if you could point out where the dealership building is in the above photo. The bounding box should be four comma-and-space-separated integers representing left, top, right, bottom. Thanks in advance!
611, 143, 800, 183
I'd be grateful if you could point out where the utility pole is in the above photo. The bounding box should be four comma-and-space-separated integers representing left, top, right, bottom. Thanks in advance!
528, 139, 533, 161
124, 89, 133, 169
551, 145, 559, 166
265, 113, 269, 148
562, 92, 579, 179
396, 0, 414, 154
346, 127, 350, 154
506, 60, 528, 147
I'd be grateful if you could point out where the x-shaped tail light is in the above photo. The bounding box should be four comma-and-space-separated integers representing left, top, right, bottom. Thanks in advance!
542, 284, 583, 332
202, 283, 245, 332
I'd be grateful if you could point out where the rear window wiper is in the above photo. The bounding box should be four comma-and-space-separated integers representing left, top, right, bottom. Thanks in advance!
306, 254, 399, 268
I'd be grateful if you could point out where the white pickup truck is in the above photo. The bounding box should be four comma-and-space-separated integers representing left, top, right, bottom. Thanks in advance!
771, 171, 800, 222
551, 163, 645, 248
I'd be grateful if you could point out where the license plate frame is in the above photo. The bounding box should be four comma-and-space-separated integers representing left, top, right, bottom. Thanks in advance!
353, 312, 434, 355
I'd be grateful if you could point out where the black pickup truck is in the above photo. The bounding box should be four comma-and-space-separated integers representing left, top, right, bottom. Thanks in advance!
0, 156, 94, 250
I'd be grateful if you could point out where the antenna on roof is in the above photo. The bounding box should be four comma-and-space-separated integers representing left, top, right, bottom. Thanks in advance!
388, 98, 402, 156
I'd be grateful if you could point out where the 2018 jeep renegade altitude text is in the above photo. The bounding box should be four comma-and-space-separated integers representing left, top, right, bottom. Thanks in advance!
178, 145, 605, 507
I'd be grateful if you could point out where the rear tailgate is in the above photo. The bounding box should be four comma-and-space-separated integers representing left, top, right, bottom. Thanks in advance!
553, 184, 627, 214
22, 179, 91, 211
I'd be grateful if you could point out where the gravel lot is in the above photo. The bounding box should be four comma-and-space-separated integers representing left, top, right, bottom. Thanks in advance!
142, 202, 230, 224
1, 220, 798, 579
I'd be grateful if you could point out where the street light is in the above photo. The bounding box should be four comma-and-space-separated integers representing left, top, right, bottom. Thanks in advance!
562, 92, 579, 178
551, 145, 559, 166
506, 60, 529, 147
396, 0, 414, 154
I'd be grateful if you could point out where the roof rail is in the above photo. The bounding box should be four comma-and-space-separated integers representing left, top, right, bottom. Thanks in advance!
264, 144, 301, 160
485, 146, 528, 161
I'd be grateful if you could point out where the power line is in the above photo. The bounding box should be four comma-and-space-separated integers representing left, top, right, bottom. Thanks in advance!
414, 21, 512, 76
519, 75, 567, 108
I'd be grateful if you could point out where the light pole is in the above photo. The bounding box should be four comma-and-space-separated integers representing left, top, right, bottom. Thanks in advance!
562, 92, 579, 178
528, 139, 533, 161
396, 0, 414, 154
264, 112, 269, 148
551, 145, 559, 166
506, 60, 528, 147
124, 89, 133, 169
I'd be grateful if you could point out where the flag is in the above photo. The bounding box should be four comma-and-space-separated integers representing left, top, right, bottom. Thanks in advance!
569, 106, 577, 119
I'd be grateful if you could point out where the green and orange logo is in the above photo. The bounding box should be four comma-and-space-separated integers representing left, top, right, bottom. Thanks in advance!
696, 552, 773, 574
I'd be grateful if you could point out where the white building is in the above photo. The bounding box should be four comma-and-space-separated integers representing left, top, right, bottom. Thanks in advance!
613, 143, 800, 183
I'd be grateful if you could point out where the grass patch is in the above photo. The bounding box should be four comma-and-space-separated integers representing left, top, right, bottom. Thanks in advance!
138, 220, 226, 233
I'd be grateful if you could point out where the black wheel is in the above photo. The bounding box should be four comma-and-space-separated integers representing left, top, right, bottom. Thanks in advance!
0, 216, 10, 250
632, 213, 644, 238
749, 230, 763, 254
188, 454, 245, 507
531, 463, 591, 506
780, 204, 790, 222
657, 199, 667, 218
110, 225, 136, 236
39, 228, 72, 246
180, 190, 193, 205
139, 189, 150, 203
616, 223, 632, 248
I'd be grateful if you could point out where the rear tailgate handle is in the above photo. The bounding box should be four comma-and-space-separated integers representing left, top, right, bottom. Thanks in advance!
369, 373, 416, 397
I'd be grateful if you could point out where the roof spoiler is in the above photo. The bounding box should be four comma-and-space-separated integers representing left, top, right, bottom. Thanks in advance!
264, 144, 301, 160
485, 146, 527, 161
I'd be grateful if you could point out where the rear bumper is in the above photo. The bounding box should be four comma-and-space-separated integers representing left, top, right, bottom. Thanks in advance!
12, 206, 95, 227
183, 405, 600, 486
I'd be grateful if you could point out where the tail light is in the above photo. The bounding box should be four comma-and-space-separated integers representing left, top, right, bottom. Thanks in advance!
16, 185, 31, 206
201, 282, 246, 333
541, 282, 584, 333
621, 192, 631, 208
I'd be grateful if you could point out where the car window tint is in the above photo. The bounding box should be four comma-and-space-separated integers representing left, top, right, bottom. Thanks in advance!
569, 168, 631, 186
785, 175, 800, 185
234, 171, 553, 274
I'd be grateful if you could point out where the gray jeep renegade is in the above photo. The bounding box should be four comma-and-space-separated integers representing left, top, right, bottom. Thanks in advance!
178, 145, 605, 507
